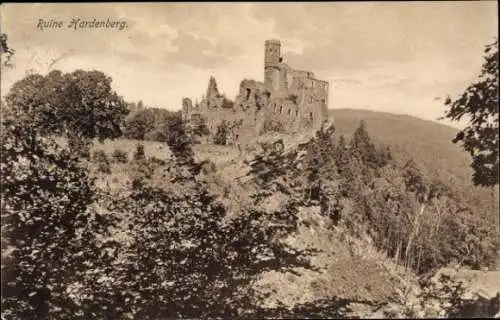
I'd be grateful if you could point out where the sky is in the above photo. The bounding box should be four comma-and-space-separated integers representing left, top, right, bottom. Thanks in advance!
1, 2, 498, 128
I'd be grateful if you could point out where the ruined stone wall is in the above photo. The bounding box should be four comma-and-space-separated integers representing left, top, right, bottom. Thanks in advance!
181, 40, 330, 143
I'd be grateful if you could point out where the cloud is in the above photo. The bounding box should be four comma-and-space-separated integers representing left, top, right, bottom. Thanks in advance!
1, 2, 497, 129
162, 31, 229, 69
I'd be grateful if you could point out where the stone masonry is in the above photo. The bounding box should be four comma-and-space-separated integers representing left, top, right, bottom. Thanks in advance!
182, 39, 330, 143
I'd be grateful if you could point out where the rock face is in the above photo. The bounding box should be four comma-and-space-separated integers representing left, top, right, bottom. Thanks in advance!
182, 40, 330, 143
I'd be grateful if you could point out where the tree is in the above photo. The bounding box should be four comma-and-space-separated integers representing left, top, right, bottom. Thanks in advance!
4, 69, 129, 154
162, 111, 194, 164
441, 38, 499, 188
351, 120, 378, 169
1, 104, 116, 318
122, 108, 156, 140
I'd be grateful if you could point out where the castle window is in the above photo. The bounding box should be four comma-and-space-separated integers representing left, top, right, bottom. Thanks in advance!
280, 105, 283, 114
245, 88, 251, 100
287, 109, 291, 116
310, 112, 313, 121
296, 110, 299, 117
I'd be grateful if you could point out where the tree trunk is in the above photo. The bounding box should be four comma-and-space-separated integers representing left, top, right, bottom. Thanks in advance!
405, 201, 426, 269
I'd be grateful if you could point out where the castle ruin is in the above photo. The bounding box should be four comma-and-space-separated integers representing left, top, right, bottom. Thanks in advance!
182, 39, 330, 142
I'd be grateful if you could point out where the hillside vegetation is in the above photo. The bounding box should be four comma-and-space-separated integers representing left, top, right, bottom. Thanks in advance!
330, 109, 471, 184
2, 69, 499, 319
331, 108, 498, 228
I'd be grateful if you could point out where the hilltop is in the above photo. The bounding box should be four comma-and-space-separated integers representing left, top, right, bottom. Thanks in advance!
329, 109, 470, 183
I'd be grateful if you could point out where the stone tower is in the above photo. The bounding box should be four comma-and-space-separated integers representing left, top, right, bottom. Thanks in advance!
264, 39, 281, 92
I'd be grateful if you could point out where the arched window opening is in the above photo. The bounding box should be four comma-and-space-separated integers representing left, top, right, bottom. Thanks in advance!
280, 105, 283, 114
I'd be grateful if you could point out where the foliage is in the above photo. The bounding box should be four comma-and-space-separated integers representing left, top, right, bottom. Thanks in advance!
111, 148, 128, 163
122, 105, 182, 142
4, 70, 129, 155
121, 107, 156, 140
133, 143, 145, 161
350, 120, 379, 169
442, 38, 499, 187
401, 274, 500, 318
301, 123, 342, 222
92, 149, 111, 174
60, 126, 316, 318
162, 112, 194, 163
214, 121, 229, 145
305, 120, 499, 274
1, 106, 116, 319
190, 118, 210, 141
82, 182, 312, 318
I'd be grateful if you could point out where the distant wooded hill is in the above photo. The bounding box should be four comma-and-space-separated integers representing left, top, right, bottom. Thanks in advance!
330, 109, 471, 185
329, 108, 498, 225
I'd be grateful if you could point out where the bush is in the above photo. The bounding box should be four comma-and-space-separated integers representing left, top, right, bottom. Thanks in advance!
133, 143, 145, 160
111, 148, 128, 163
213, 121, 229, 145
92, 149, 111, 174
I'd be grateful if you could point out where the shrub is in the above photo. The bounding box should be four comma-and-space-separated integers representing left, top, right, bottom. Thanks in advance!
92, 149, 111, 174
111, 148, 128, 163
133, 143, 145, 160
213, 121, 229, 145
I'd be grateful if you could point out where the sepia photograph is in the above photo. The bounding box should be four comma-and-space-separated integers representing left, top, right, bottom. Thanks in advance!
1, 2, 499, 318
